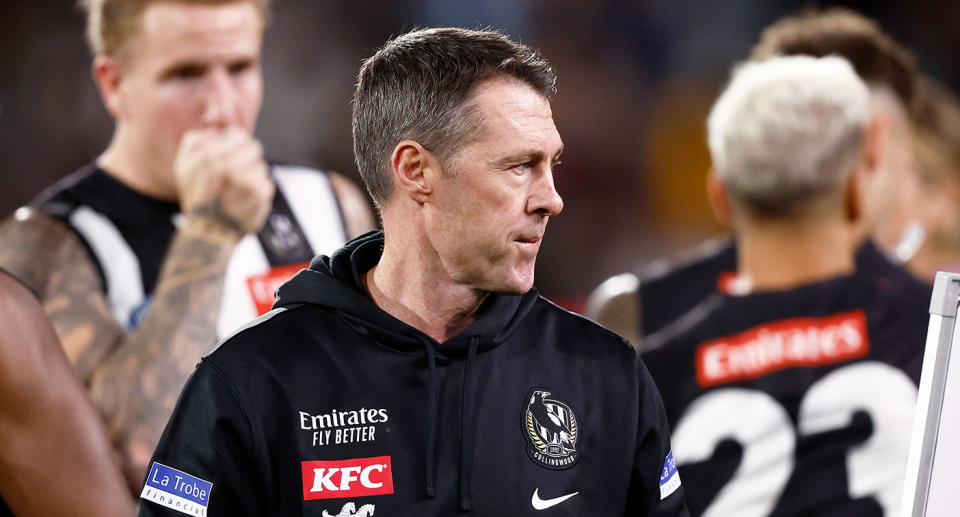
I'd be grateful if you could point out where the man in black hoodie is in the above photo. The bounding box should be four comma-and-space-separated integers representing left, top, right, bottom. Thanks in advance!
139, 27, 689, 517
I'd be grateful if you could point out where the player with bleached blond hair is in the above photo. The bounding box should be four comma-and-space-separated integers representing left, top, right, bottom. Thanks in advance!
588, 7, 924, 350
642, 54, 930, 517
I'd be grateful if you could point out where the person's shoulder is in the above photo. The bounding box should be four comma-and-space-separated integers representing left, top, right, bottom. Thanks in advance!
641, 292, 726, 357
638, 234, 736, 286
0, 206, 74, 238
636, 235, 736, 338
885, 267, 933, 304
0, 207, 91, 294
534, 295, 636, 356
207, 302, 311, 357
204, 300, 349, 371
584, 272, 640, 344
861, 260, 932, 334
269, 161, 376, 239
29, 165, 100, 215
852, 243, 932, 308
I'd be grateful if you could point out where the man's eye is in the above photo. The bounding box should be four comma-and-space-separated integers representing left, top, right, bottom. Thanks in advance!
228, 60, 253, 75
513, 163, 531, 174
170, 65, 205, 80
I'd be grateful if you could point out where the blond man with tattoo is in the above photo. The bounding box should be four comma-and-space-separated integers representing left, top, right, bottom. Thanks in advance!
0, 0, 374, 495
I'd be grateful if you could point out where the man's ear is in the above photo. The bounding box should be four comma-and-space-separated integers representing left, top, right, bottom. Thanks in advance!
852, 116, 887, 226
390, 140, 434, 205
862, 113, 887, 175
706, 167, 733, 227
92, 56, 125, 119
845, 166, 865, 224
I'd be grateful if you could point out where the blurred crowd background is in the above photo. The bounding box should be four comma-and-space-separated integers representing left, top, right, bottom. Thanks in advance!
2, 0, 959, 307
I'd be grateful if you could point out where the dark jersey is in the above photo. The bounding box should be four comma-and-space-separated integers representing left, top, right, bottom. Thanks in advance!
32, 164, 348, 336
138, 232, 690, 517
637, 238, 901, 340
637, 237, 737, 338
641, 243, 931, 517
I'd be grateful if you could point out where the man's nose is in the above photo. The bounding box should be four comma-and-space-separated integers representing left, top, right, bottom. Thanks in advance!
528, 168, 564, 217
200, 70, 237, 130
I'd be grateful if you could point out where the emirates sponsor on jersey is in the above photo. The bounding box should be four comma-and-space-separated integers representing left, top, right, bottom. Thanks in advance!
299, 407, 388, 447
301, 456, 394, 500
695, 310, 869, 387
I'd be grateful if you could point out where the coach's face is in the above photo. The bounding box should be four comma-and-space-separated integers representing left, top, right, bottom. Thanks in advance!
101, 1, 264, 181
426, 78, 564, 294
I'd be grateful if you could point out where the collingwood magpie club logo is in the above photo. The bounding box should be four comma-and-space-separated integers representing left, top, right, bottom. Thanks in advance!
523, 388, 580, 469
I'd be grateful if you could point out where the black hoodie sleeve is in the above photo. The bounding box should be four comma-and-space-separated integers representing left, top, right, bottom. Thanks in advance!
627, 357, 691, 517
138, 360, 262, 517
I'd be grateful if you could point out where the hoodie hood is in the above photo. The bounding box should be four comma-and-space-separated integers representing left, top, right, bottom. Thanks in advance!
273, 230, 539, 356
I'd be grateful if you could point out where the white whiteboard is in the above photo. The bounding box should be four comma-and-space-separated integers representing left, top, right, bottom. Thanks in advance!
901, 271, 960, 516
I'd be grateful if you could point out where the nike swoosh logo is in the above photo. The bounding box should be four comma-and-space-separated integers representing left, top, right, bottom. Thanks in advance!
531, 488, 579, 510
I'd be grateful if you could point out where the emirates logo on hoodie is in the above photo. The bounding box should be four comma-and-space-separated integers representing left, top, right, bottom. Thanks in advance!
299, 407, 389, 447
523, 388, 581, 469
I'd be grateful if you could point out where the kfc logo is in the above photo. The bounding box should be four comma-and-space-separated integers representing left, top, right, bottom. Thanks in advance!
302, 456, 394, 500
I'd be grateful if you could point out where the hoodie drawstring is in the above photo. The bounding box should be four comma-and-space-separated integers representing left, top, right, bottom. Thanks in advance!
423, 339, 439, 499
421, 335, 481, 512
458, 336, 480, 512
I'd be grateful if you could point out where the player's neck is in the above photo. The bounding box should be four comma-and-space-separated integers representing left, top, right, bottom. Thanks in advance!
98, 129, 178, 202
736, 216, 857, 292
364, 225, 487, 343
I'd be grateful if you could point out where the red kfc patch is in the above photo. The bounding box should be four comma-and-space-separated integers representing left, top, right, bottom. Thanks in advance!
696, 310, 869, 387
301, 456, 394, 501
246, 263, 308, 315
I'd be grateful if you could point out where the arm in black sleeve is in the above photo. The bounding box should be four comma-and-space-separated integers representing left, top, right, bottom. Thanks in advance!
138, 360, 262, 517
627, 357, 690, 517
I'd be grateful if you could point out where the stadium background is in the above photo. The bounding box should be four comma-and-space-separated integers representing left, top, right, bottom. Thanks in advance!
2, 0, 958, 309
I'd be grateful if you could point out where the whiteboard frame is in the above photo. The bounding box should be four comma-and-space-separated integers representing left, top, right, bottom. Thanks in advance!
900, 271, 960, 517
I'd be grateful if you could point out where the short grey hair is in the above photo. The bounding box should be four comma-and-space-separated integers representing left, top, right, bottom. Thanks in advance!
352, 27, 557, 207
707, 54, 870, 215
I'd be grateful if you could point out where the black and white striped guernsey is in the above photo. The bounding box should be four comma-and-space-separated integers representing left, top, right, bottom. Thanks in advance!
31, 163, 349, 338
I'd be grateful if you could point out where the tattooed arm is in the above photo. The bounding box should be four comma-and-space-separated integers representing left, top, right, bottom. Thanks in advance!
89, 128, 275, 489
0, 129, 275, 491
89, 211, 249, 491
0, 207, 248, 491
0, 210, 122, 381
